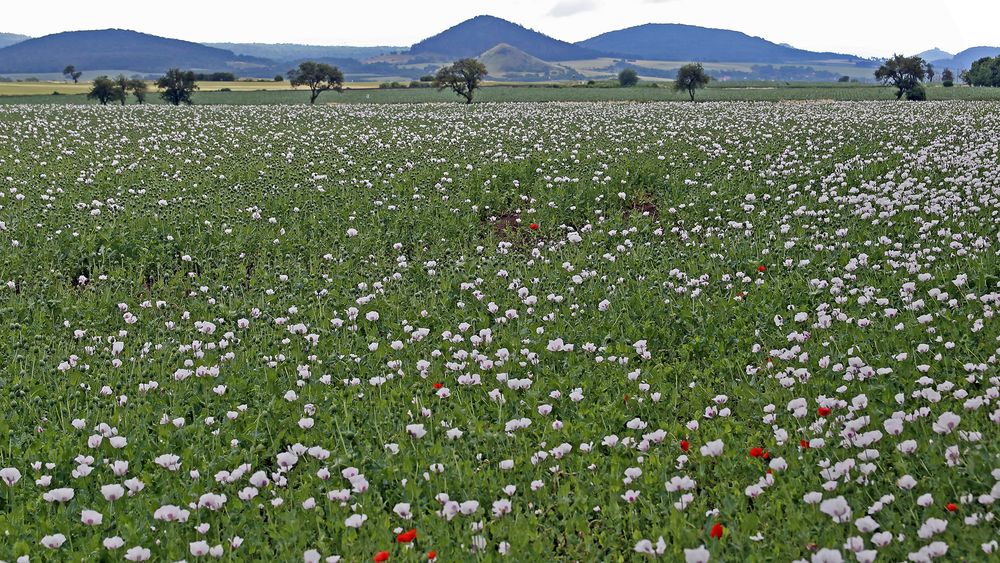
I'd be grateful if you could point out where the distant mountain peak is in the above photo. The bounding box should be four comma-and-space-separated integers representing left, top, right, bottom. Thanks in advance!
409, 14, 598, 61
0, 32, 29, 49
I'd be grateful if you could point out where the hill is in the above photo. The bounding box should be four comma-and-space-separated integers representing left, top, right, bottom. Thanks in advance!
207, 43, 403, 62
931, 46, 1000, 70
477, 43, 582, 80
915, 48, 953, 62
0, 29, 270, 74
0, 33, 29, 49
576, 23, 869, 64
409, 15, 597, 61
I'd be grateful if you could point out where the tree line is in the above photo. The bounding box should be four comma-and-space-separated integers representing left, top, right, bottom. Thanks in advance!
69, 51, 1000, 107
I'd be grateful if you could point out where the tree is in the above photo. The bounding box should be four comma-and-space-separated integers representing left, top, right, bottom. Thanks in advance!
926, 63, 935, 83
63, 65, 82, 83
618, 68, 639, 87
113, 75, 130, 106
964, 56, 1000, 87
129, 79, 148, 104
674, 63, 711, 101
874, 55, 928, 100
905, 83, 927, 101
434, 59, 488, 104
87, 76, 124, 105
287, 61, 344, 104
274, 74, 284, 82
837, 75, 851, 83
959, 69, 972, 86
156, 69, 198, 105
941, 68, 955, 87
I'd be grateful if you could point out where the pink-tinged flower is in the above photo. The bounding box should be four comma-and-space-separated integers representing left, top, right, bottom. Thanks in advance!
43, 487, 75, 502
0, 467, 21, 486
197, 493, 227, 510
101, 483, 125, 501
700, 439, 724, 457
103, 536, 125, 550
932, 412, 961, 434
190, 540, 211, 557
684, 545, 711, 563
40, 533, 67, 549
124, 546, 151, 561
635, 537, 666, 555
81, 509, 104, 526
819, 496, 852, 523
344, 513, 368, 528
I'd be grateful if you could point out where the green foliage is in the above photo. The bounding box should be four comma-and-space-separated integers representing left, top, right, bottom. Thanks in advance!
941, 68, 955, 88
85, 76, 124, 105
874, 54, 928, 100
287, 61, 344, 104
964, 56, 1000, 87
674, 63, 711, 101
193, 72, 237, 82
905, 82, 927, 101
156, 68, 198, 106
62, 64, 82, 83
618, 68, 639, 87
433, 58, 488, 104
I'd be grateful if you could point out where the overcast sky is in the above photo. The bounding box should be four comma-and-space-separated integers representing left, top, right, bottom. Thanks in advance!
2, 0, 993, 58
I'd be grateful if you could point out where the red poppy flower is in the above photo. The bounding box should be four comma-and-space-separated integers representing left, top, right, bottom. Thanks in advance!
946, 503, 957, 512
709, 523, 724, 539
397, 529, 417, 543
374, 551, 390, 563
817, 407, 831, 417
749, 447, 764, 458
433, 383, 442, 389
758, 265, 766, 272
530, 223, 539, 230
680, 440, 689, 452
800, 439, 810, 449
428, 551, 437, 561
624, 394, 629, 402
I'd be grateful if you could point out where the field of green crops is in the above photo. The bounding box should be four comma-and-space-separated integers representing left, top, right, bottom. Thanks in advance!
0, 101, 998, 562
3, 83, 1000, 105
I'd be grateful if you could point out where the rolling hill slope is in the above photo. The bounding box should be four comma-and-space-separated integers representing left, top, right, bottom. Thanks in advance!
477, 44, 582, 80
409, 15, 597, 61
577, 23, 869, 64
0, 29, 269, 74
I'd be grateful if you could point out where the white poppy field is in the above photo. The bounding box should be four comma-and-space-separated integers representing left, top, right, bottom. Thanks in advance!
0, 101, 998, 562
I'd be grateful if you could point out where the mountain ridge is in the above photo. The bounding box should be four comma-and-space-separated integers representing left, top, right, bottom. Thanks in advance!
0, 29, 268, 74
576, 23, 869, 64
